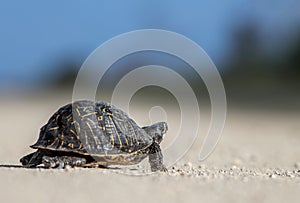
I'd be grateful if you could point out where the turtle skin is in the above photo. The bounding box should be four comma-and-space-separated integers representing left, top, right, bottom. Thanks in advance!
20, 100, 168, 172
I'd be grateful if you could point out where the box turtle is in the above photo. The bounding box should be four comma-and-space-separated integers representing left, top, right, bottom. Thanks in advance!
20, 100, 168, 172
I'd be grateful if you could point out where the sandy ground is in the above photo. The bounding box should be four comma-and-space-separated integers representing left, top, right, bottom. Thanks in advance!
0, 95, 300, 203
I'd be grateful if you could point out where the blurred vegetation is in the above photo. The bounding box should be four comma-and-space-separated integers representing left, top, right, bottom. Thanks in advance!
223, 20, 300, 88
283, 34, 300, 78
45, 22, 300, 110
42, 58, 81, 91
220, 21, 300, 110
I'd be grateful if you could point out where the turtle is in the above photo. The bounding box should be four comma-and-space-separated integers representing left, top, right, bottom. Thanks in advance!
20, 100, 168, 172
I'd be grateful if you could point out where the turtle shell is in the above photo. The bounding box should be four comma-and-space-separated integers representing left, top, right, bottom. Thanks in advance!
31, 100, 153, 159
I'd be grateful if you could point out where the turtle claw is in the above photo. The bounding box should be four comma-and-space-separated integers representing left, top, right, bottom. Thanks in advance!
42, 156, 86, 168
151, 165, 168, 172
42, 156, 62, 168
160, 165, 168, 172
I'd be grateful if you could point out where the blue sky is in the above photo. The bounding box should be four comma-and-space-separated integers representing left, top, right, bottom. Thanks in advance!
0, 0, 299, 90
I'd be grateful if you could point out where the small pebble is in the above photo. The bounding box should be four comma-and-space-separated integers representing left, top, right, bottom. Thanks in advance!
231, 165, 237, 170
184, 162, 193, 168
233, 158, 243, 166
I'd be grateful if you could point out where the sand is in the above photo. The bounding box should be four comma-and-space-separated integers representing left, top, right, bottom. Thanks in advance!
1, 95, 300, 203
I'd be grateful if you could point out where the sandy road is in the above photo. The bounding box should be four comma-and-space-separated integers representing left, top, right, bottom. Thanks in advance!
0, 95, 300, 203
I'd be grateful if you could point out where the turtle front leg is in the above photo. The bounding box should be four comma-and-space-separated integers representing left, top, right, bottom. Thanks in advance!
42, 156, 86, 169
148, 143, 167, 172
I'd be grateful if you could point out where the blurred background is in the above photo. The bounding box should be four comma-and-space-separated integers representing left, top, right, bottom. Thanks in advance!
1, 0, 300, 110
0, 0, 300, 167
1, 0, 300, 112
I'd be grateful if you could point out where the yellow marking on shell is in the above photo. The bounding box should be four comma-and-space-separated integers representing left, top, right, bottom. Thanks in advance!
115, 129, 122, 150
48, 126, 59, 131
129, 134, 133, 146
71, 128, 80, 140
55, 114, 60, 121
86, 117, 96, 124
70, 129, 77, 136
124, 136, 129, 147
76, 108, 81, 116
60, 141, 64, 147
49, 138, 59, 147
106, 118, 119, 149
77, 125, 81, 134
86, 122, 98, 146
97, 125, 106, 131
98, 115, 103, 121
82, 112, 97, 118
68, 143, 74, 148
61, 132, 64, 142
66, 114, 72, 121
129, 120, 139, 146
110, 131, 114, 149
73, 122, 81, 136
84, 131, 90, 150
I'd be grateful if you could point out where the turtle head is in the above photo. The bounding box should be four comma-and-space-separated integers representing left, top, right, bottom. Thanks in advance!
142, 122, 168, 144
